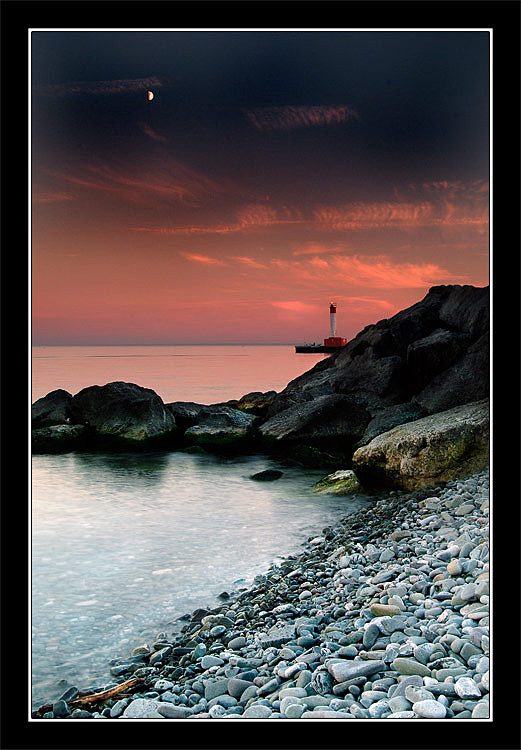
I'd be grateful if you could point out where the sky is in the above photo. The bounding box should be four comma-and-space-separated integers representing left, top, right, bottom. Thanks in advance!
31, 30, 490, 345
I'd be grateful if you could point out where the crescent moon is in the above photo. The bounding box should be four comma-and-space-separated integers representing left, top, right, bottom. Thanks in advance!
147, 91, 154, 101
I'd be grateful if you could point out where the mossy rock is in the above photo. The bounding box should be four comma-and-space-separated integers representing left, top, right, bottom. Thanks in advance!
312, 469, 362, 495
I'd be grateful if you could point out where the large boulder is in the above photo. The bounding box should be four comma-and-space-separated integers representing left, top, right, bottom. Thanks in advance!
257, 394, 371, 454
32, 389, 74, 428
183, 406, 257, 449
32, 424, 85, 454
71, 381, 178, 446
351, 399, 489, 490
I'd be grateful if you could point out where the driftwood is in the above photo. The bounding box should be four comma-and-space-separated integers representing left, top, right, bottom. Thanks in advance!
36, 676, 143, 716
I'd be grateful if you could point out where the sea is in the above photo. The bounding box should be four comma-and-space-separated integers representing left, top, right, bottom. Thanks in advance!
31, 345, 372, 709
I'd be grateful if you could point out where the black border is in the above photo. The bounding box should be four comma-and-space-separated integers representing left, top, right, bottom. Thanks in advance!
2, 2, 520, 749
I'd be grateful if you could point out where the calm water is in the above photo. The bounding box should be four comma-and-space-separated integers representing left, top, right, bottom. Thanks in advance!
31, 346, 371, 709
31, 344, 326, 404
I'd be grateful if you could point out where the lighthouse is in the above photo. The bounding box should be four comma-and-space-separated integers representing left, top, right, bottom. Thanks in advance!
295, 302, 348, 353
323, 302, 347, 348
329, 303, 337, 337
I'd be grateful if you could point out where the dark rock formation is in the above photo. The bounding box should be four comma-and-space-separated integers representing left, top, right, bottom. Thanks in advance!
166, 402, 207, 431
32, 389, 74, 428
183, 406, 257, 449
273, 286, 488, 416
32, 424, 85, 454
71, 381, 178, 446
413, 332, 489, 414
258, 394, 371, 457
356, 402, 425, 447
234, 391, 277, 416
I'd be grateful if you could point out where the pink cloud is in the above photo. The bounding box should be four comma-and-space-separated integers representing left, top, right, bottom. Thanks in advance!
246, 105, 358, 130
314, 197, 488, 231
180, 252, 227, 266
292, 241, 350, 256
32, 191, 74, 204
232, 256, 268, 269
59, 159, 233, 206
270, 301, 317, 312
132, 203, 306, 236
269, 254, 465, 289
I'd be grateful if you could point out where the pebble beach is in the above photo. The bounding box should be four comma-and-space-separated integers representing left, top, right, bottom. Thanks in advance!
34, 467, 490, 720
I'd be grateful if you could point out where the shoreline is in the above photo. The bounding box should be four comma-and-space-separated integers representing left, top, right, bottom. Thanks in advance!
33, 467, 489, 720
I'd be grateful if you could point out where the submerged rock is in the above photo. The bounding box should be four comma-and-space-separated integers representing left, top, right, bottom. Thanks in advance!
250, 469, 284, 481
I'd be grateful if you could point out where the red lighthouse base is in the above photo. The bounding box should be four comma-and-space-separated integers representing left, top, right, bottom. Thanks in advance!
323, 336, 347, 347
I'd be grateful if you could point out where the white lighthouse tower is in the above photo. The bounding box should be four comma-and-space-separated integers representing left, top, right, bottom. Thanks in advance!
329, 302, 337, 337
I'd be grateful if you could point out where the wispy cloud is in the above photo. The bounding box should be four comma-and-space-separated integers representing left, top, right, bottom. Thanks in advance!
132, 203, 306, 235
32, 191, 74, 204
180, 252, 227, 266
34, 76, 162, 98
140, 123, 168, 142
246, 105, 358, 130
270, 301, 317, 312
58, 159, 232, 206
314, 197, 488, 231
338, 296, 397, 312
292, 241, 351, 256
231, 256, 268, 269
270, 254, 465, 289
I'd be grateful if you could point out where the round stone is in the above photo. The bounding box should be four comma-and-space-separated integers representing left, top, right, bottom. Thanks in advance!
242, 704, 272, 718
285, 702, 305, 718
392, 658, 431, 677
472, 701, 490, 718
413, 699, 447, 718
454, 677, 481, 699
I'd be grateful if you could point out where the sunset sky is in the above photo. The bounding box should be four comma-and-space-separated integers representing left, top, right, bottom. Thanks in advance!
31, 30, 490, 345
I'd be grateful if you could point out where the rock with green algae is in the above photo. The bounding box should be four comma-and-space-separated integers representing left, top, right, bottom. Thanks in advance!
312, 469, 362, 495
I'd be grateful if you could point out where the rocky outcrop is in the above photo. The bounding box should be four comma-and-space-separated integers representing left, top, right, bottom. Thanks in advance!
71, 381, 178, 446
351, 399, 489, 490
271, 285, 489, 417
32, 424, 85, 454
32, 389, 74, 428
